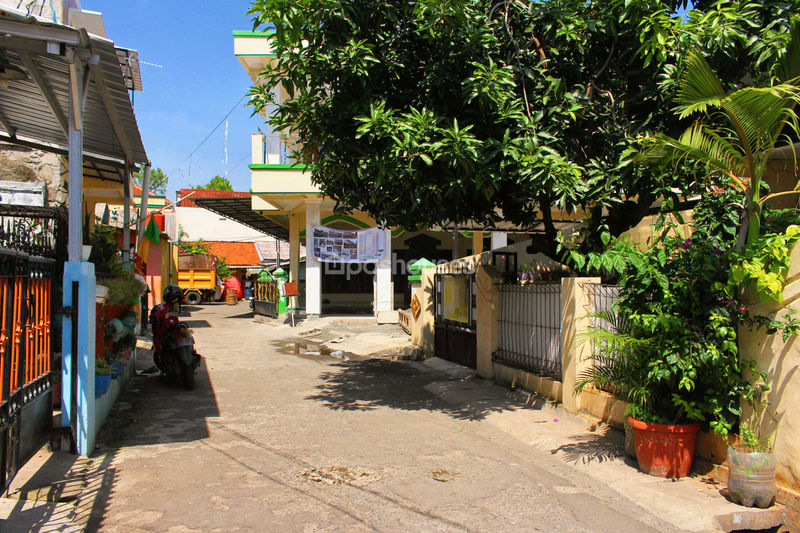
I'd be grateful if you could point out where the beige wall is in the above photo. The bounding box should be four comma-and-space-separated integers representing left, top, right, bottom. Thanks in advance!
739, 243, 800, 491
412, 268, 435, 355
414, 250, 625, 423
765, 158, 800, 210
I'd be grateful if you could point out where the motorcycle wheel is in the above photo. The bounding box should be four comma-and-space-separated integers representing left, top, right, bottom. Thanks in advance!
180, 362, 195, 390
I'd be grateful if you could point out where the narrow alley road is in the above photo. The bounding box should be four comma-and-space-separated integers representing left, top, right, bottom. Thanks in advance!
86, 302, 681, 532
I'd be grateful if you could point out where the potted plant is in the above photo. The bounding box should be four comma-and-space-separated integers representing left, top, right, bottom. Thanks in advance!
574, 195, 753, 478
95, 358, 112, 398
109, 354, 124, 380
99, 275, 147, 306
575, 305, 703, 477
726, 376, 778, 508
518, 264, 531, 285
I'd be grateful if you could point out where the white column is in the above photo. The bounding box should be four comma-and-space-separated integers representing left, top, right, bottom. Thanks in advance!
491, 232, 508, 250
305, 200, 322, 317
251, 133, 265, 165
67, 59, 85, 262
375, 228, 393, 314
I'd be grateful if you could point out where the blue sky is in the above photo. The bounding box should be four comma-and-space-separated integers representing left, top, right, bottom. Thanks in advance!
83, 1, 264, 199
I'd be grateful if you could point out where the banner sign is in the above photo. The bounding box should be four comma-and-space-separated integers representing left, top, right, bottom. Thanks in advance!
311, 226, 386, 263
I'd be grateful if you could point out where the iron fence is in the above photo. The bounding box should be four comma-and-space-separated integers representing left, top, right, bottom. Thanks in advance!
493, 283, 562, 379
583, 283, 623, 377
253, 279, 279, 318
0, 204, 64, 490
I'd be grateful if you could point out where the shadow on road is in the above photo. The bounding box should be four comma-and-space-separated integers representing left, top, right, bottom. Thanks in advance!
62, 357, 222, 532
305, 357, 544, 421
97, 358, 220, 448
550, 428, 626, 465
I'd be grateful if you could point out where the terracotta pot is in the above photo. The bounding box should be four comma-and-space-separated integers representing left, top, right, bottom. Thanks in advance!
628, 416, 700, 478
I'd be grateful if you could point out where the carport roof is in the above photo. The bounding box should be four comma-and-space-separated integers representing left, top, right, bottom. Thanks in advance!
0, 9, 148, 176
193, 196, 289, 241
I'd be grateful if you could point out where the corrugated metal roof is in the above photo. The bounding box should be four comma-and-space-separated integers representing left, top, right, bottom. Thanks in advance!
0, 10, 148, 169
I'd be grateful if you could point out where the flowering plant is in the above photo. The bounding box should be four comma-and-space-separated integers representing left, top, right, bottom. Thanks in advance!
572, 193, 763, 433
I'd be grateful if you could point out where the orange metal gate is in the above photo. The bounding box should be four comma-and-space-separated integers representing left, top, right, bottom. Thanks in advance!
0, 205, 64, 490
253, 279, 279, 318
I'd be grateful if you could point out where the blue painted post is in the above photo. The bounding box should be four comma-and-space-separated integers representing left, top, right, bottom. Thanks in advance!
62, 261, 96, 456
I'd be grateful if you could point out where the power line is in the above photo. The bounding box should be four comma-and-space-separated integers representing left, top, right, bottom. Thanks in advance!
227, 152, 250, 175
179, 95, 248, 165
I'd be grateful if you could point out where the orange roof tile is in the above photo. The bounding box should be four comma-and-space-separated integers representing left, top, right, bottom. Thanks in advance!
205, 241, 262, 267
176, 189, 251, 207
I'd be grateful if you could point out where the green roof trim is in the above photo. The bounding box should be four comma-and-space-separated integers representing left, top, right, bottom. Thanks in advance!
249, 163, 312, 171
233, 30, 276, 37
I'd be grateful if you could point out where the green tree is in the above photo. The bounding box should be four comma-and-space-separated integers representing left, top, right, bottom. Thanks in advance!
195, 175, 233, 191
248, 0, 800, 257
177, 238, 211, 255
176, 238, 233, 281
133, 167, 169, 195
640, 17, 800, 249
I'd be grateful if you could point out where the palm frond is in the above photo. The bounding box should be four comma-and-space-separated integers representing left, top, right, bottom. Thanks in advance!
724, 84, 800, 156
639, 127, 746, 180
777, 16, 800, 82
674, 52, 726, 119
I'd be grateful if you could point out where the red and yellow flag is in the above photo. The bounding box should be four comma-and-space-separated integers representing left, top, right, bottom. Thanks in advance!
136, 216, 160, 263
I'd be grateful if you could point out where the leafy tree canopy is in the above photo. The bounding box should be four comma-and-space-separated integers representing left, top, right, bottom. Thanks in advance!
195, 175, 234, 191
176, 237, 233, 281
248, 0, 800, 257
133, 167, 168, 195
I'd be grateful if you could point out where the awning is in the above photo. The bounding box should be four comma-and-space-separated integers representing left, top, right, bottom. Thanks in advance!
193, 196, 289, 241
0, 9, 148, 171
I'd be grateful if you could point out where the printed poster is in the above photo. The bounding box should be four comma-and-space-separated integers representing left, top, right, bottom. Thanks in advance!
312, 226, 386, 263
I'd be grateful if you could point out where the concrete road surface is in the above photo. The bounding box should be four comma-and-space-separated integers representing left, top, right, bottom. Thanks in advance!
65, 303, 690, 531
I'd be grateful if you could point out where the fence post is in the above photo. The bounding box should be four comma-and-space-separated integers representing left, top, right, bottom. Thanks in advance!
417, 267, 436, 357
560, 276, 600, 414
476, 262, 497, 379
62, 261, 96, 456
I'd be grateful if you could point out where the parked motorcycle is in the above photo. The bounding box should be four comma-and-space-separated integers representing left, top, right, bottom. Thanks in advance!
150, 285, 201, 390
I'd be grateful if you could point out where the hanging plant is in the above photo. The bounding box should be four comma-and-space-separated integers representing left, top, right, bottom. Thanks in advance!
98, 275, 147, 305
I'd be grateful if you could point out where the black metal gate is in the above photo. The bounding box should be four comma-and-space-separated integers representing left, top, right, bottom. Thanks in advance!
0, 205, 65, 490
434, 273, 477, 369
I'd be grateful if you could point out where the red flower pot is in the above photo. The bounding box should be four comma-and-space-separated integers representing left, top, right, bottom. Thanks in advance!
628, 416, 700, 478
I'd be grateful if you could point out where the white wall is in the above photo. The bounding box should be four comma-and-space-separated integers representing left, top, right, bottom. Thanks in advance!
174, 206, 270, 242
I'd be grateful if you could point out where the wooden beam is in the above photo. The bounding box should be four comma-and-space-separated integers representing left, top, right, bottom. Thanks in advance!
0, 19, 80, 46
18, 51, 69, 138
0, 133, 126, 171
90, 61, 133, 163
